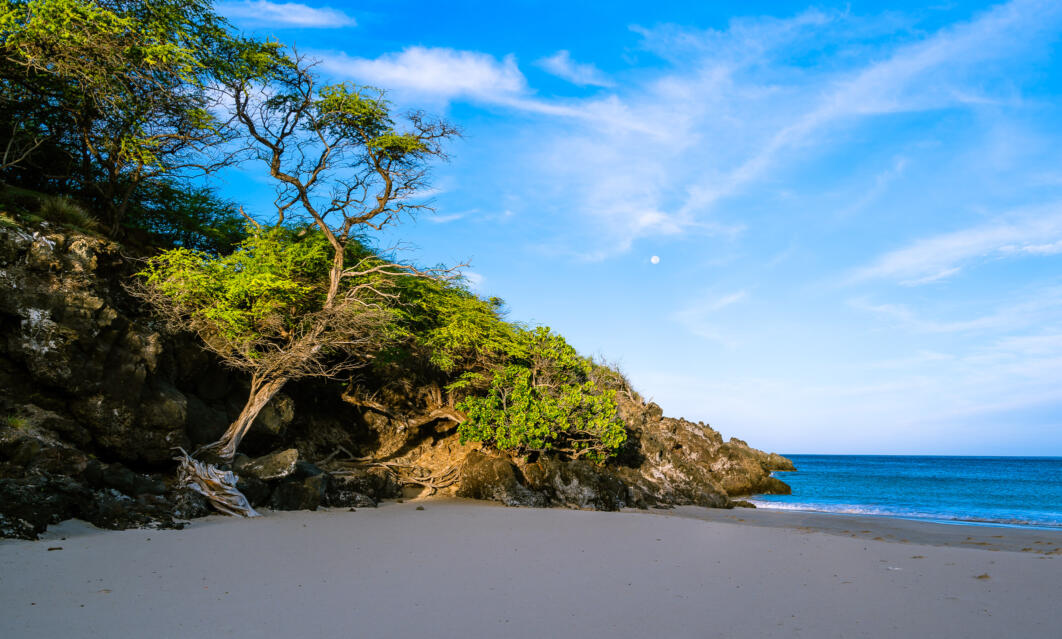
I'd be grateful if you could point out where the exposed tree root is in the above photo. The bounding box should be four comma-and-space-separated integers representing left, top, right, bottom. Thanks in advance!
175, 449, 258, 517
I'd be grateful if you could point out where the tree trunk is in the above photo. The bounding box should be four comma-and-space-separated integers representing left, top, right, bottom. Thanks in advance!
198, 376, 288, 462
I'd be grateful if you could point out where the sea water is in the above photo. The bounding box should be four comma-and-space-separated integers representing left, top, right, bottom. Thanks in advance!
751, 455, 1062, 528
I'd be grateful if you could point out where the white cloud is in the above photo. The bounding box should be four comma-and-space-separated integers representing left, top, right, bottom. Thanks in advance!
849, 205, 1062, 285
496, 0, 1062, 257
318, 47, 526, 101
218, 1, 354, 28
536, 50, 614, 87
677, 0, 1062, 215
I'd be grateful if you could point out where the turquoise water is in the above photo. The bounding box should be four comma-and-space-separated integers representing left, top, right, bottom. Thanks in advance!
752, 455, 1062, 528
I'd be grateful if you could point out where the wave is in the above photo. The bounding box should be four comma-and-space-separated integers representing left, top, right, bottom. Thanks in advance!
747, 499, 1062, 529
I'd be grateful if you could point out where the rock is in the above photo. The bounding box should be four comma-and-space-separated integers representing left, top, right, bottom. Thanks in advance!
752, 475, 792, 495
242, 393, 295, 451
456, 450, 545, 507
240, 448, 298, 480
171, 487, 213, 520
185, 395, 229, 446
269, 473, 329, 511
766, 453, 796, 472
235, 475, 271, 507
292, 459, 324, 478
0, 475, 92, 539
522, 457, 629, 511
82, 461, 166, 496
324, 467, 400, 507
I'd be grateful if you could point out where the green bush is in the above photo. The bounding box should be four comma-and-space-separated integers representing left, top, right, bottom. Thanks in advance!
457, 327, 627, 462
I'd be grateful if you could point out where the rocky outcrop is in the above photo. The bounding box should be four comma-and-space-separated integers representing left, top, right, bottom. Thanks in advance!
443, 397, 791, 512
0, 219, 793, 538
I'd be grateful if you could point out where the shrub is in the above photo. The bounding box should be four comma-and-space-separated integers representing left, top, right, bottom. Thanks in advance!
457, 327, 627, 462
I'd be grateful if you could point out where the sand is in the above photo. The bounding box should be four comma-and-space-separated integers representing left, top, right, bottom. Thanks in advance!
2, 500, 1061, 638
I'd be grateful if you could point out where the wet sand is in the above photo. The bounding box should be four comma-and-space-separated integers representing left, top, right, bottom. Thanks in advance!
2, 499, 1060, 638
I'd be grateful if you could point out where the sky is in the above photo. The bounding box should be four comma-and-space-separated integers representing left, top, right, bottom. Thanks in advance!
211, 0, 1062, 455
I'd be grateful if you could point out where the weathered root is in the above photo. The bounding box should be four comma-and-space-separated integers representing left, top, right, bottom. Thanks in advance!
175, 449, 259, 518
330, 459, 460, 496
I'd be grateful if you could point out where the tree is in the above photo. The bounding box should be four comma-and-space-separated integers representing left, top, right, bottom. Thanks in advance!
137, 50, 458, 468
0, 0, 266, 231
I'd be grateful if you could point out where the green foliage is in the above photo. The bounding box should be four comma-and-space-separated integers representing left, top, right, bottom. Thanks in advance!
390, 277, 523, 375
138, 226, 333, 344
125, 179, 245, 253
0, 0, 281, 230
3, 414, 27, 430
457, 327, 627, 463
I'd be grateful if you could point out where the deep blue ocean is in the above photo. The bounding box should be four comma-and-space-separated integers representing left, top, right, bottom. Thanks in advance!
751, 455, 1062, 529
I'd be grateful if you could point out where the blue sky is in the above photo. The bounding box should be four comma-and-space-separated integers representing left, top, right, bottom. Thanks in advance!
212, 0, 1062, 455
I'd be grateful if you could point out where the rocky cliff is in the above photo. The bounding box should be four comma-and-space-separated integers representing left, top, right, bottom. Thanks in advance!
0, 220, 792, 539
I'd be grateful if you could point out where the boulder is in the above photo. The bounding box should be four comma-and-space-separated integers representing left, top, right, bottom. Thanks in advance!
82, 461, 166, 496
269, 473, 329, 511
521, 457, 629, 511
456, 450, 546, 507
0, 475, 93, 539
235, 475, 272, 507
239, 448, 298, 481
324, 466, 401, 507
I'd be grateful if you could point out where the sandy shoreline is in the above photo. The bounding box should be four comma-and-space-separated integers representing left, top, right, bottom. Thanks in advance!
2, 500, 1061, 638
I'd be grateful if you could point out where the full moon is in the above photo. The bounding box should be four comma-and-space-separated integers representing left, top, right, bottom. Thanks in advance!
650, 255, 660, 264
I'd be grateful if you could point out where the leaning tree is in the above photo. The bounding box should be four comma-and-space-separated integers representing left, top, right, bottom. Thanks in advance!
135, 50, 458, 513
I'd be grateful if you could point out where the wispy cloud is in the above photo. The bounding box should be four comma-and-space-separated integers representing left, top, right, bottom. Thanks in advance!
849, 284, 1062, 334
503, 0, 1062, 256
536, 50, 614, 87
677, 0, 1062, 216
218, 1, 354, 28
849, 205, 1062, 285
318, 47, 526, 101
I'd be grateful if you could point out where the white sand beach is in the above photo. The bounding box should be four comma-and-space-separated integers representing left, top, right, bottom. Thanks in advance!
2, 500, 1061, 639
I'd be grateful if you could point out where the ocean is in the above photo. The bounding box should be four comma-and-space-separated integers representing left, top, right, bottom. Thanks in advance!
751, 455, 1062, 529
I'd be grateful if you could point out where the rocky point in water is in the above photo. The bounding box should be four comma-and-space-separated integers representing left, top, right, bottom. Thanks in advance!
0, 220, 792, 539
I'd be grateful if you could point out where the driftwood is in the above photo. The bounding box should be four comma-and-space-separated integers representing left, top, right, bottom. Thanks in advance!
175, 449, 259, 517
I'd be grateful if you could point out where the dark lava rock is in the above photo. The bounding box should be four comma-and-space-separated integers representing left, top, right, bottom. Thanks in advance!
171, 487, 213, 520
292, 459, 324, 478
457, 450, 545, 507
0, 473, 199, 539
325, 467, 400, 507
239, 448, 298, 480
522, 457, 629, 511
0, 475, 93, 539
83, 461, 166, 496
235, 475, 272, 507
269, 473, 329, 511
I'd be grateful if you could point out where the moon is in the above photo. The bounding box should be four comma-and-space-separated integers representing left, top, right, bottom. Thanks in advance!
650, 255, 660, 265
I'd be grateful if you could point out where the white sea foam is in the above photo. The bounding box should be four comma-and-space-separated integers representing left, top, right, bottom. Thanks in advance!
748, 499, 1062, 529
